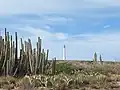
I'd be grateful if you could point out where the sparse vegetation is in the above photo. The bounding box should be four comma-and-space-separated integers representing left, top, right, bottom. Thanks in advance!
0, 62, 120, 90
55, 62, 75, 75
0, 29, 120, 90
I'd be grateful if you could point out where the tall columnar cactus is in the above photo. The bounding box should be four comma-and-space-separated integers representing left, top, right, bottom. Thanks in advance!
42, 49, 45, 74
12, 41, 15, 70
0, 28, 56, 76
0, 36, 3, 72
28, 39, 33, 74
93, 52, 97, 62
9, 35, 13, 75
13, 33, 17, 69
20, 38, 24, 66
6, 32, 10, 76
37, 37, 42, 72
2, 28, 8, 76
33, 48, 36, 75
34, 42, 39, 75
45, 49, 49, 74
24, 41, 29, 74
52, 57, 56, 75
45, 49, 49, 66
13, 32, 18, 76
0, 36, 2, 57
100, 55, 103, 65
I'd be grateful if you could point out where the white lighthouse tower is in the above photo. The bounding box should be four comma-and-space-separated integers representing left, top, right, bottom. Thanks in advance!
63, 45, 66, 60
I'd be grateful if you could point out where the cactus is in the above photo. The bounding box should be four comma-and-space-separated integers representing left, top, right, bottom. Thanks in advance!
42, 49, 45, 74
6, 32, 10, 76
9, 35, 13, 75
15, 32, 18, 64
2, 28, 8, 76
33, 48, 36, 75
28, 38, 33, 74
35, 42, 38, 74
45, 49, 49, 74
45, 49, 49, 66
13, 32, 18, 76
100, 55, 103, 65
52, 57, 56, 75
43, 49, 46, 74
37, 37, 41, 70
0, 28, 56, 77
93, 52, 97, 62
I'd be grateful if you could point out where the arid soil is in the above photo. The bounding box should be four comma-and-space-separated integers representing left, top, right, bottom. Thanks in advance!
0, 60, 120, 90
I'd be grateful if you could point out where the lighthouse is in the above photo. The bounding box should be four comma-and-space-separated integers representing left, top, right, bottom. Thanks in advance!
63, 45, 66, 60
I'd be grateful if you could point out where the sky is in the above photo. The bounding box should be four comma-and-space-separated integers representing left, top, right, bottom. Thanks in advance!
0, 0, 120, 61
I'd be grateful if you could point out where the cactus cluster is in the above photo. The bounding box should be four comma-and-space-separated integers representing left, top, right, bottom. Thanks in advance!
0, 28, 56, 77
93, 52, 103, 64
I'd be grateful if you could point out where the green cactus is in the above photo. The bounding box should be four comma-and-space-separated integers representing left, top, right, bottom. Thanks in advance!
0, 28, 56, 76
28, 39, 33, 74
13, 32, 18, 76
100, 55, 103, 65
52, 57, 56, 75
93, 52, 97, 62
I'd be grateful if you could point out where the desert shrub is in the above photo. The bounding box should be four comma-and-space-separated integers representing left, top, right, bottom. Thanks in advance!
91, 64, 120, 75
0, 77, 9, 88
0, 76, 18, 89
55, 62, 76, 74
80, 63, 120, 76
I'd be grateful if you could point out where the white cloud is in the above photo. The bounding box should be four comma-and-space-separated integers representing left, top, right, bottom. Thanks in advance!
104, 25, 111, 28
18, 26, 68, 41
14, 14, 73, 26
44, 25, 52, 29
0, 0, 120, 14
17, 26, 120, 61
42, 16, 73, 25
44, 16, 73, 22
55, 33, 68, 40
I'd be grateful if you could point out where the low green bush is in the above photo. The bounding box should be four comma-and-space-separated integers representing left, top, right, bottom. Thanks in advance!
55, 62, 76, 75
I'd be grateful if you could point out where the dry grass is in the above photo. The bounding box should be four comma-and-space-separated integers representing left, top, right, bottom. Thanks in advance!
0, 61, 120, 90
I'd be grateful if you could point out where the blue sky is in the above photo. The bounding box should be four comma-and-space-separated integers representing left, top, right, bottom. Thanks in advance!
0, 0, 120, 61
